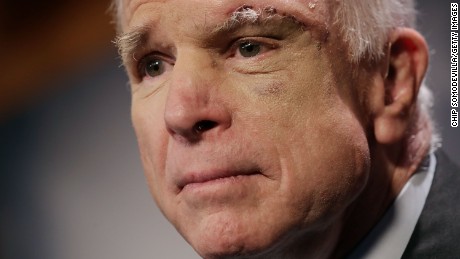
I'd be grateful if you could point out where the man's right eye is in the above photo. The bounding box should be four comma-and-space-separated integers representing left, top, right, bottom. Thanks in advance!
137, 54, 174, 80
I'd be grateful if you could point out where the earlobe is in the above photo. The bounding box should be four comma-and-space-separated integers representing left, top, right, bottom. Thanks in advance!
372, 28, 429, 145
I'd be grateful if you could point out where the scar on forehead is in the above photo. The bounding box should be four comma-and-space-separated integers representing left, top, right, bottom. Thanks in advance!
213, 5, 307, 33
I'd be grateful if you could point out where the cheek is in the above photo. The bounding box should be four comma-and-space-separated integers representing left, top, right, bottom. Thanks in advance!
286, 102, 371, 223
131, 100, 171, 208
246, 80, 370, 223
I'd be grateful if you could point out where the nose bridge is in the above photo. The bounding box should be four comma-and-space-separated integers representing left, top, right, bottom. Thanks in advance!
164, 47, 231, 142
177, 50, 210, 96
166, 48, 213, 113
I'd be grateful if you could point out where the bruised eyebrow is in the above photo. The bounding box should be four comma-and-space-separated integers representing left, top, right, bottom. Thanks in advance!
115, 6, 328, 63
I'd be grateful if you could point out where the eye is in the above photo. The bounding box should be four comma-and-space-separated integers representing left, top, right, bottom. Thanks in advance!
144, 58, 165, 78
238, 41, 261, 58
136, 53, 174, 80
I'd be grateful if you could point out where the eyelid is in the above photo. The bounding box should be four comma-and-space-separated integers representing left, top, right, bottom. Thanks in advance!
136, 52, 175, 79
229, 37, 280, 58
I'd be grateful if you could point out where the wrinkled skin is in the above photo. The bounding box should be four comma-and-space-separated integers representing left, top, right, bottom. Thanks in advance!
119, 0, 429, 258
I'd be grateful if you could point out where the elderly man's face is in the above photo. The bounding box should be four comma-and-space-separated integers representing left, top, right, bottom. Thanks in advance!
123, 0, 372, 257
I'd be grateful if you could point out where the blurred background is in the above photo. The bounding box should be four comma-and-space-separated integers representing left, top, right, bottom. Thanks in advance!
0, 0, 457, 258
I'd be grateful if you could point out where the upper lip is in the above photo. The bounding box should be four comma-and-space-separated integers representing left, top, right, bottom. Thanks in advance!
177, 168, 261, 190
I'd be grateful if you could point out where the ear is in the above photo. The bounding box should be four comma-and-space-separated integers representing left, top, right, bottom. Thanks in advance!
369, 28, 429, 145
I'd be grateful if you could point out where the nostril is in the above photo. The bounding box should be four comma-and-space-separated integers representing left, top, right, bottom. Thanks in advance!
193, 120, 218, 133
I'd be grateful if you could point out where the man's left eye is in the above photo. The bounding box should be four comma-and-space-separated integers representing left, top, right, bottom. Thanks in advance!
238, 41, 262, 58
145, 59, 165, 78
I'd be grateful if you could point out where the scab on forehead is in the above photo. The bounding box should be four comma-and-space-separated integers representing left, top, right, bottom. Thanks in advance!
223, 5, 309, 31
228, 4, 329, 44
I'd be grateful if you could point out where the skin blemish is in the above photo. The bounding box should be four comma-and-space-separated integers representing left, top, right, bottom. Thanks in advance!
211, 60, 218, 69
263, 6, 277, 16
266, 84, 281, 94
254, 81, 284, 96
316, 41, 322, 51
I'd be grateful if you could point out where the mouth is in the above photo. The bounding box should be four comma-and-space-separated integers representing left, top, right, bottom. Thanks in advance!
178, 168, 262, 191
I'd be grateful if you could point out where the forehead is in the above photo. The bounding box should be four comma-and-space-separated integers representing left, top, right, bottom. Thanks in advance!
121, 0, 330, 31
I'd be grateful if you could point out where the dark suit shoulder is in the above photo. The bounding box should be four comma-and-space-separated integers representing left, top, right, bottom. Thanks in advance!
402, 150, 460, 258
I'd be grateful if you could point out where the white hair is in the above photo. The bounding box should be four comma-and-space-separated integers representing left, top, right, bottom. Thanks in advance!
111, 0, 124, 33
334, 0, 416, 62
112, 0, 440, 150
333, 0, 439, 151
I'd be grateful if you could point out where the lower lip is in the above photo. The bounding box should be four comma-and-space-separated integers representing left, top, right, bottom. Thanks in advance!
181, 174, 261, 199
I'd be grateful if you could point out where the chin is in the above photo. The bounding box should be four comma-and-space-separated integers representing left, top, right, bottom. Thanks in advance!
180, 210, 283, 259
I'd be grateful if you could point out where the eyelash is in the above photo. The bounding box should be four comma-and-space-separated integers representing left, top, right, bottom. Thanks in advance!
136, 53, 174, 79
229, 37, 279, 58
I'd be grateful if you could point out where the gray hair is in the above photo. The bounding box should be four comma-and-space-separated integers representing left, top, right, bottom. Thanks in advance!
335, 0, 416, 62
333, 0, 439, 150
112, 0, 439, 150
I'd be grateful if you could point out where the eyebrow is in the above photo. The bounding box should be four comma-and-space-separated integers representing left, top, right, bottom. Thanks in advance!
115, 25, 150, 62
115, 6, 327, 64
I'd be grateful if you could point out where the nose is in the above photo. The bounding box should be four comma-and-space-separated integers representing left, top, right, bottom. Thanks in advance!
164, 52, 231, 143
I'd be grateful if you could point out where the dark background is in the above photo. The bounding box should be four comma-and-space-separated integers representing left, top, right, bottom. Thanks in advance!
0, 0, 457, 258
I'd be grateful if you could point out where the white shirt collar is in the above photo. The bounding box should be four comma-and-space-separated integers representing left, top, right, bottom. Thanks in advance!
347, 152, 436, 259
